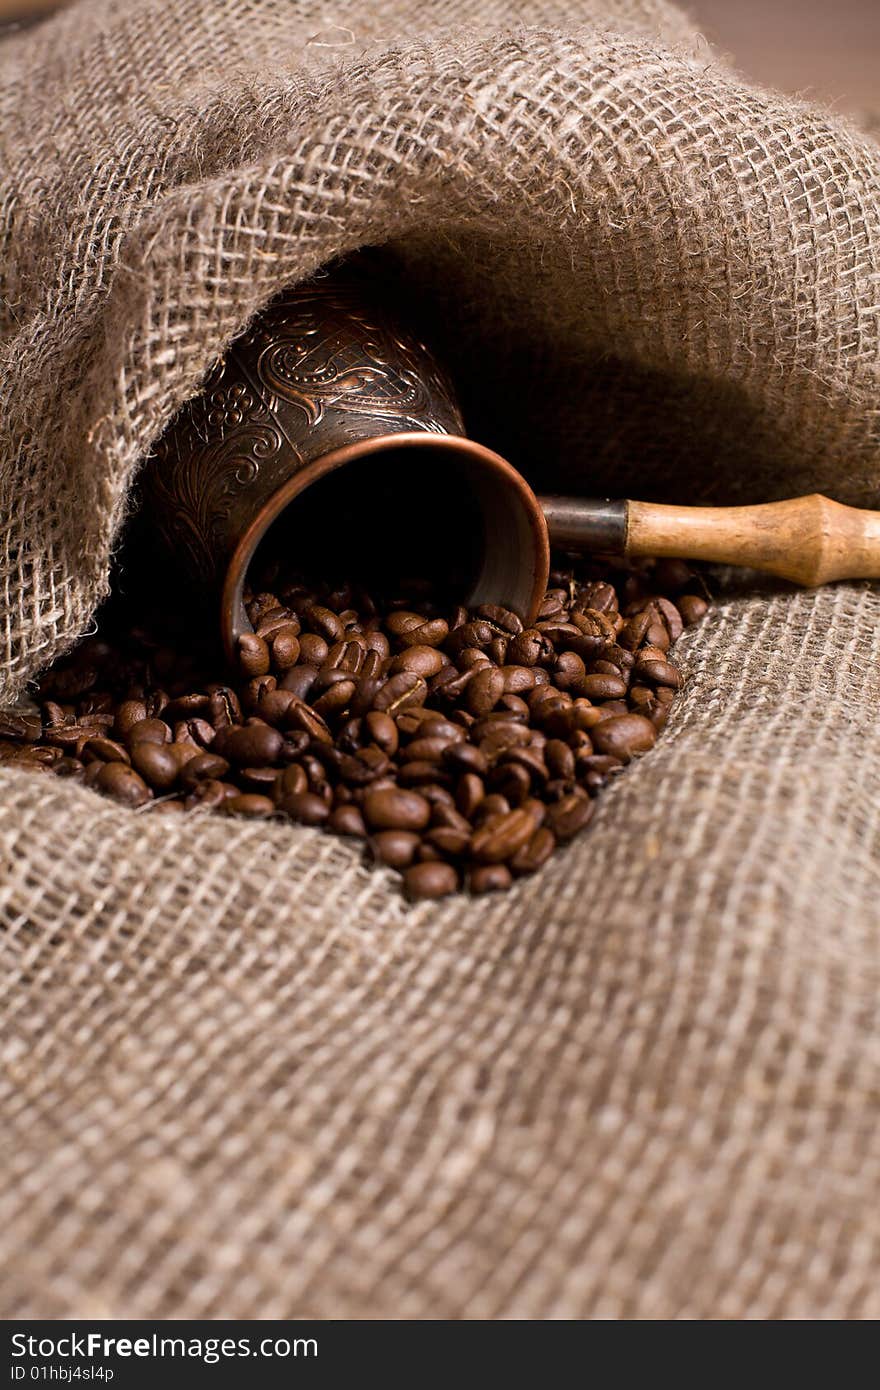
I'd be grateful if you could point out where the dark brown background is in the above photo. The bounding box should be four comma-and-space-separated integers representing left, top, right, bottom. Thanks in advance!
689, 0, 877, 115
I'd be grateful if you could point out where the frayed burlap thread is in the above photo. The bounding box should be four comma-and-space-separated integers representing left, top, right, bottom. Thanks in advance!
1, 0, 879, 1318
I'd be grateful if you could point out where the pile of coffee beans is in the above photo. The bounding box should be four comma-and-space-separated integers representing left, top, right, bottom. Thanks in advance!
0, 559, 707, 899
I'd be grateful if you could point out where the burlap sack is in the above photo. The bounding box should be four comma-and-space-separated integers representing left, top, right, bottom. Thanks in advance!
1, 0, 878, 1319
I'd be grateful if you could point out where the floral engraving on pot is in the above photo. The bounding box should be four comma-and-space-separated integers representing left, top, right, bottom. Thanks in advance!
146, 262, 464, 590
150, 383, 285, 584
248, 285, 452, 435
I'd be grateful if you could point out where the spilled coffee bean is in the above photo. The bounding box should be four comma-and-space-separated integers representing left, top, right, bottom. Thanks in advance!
0, 558, 709, 900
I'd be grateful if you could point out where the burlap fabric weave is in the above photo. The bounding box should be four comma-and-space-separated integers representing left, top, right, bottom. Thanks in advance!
1, 0, 879, 1318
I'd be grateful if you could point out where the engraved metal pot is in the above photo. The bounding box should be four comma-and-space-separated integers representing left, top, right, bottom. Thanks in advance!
147, 256, 549, 663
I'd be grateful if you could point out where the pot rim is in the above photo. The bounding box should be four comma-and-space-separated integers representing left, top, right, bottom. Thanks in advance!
220, 431, 550, 665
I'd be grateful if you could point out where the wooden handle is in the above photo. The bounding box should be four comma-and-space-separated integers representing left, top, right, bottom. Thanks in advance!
626, 494, 880, 585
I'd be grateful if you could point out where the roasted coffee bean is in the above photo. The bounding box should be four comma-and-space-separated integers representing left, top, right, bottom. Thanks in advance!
499, 664, 536, 694
280, 791, 330, 825
487, 761, 531, 805
279, 664, 319, 702
591, 713, 657, 762
447, 619, 493, 656
385, 610, 425, 637
363, 787, 431, 832
456, 647, 492, 672
619, 610, 653, 651
547, 791, 594, 840
188, 717, 216, 748
328, 804, 367, 837
398, 761, 451, 789
130, 741, 181, 791
637, 658, 682, 689
544, 738, 575, 780
470, 807, 535, 863
372, 672, 428, 715
171, 720, 199, 748
302, 604, 343, 643
370, 830, 420, 869
285, 698, 333, 745
417, 716, 462, 742
179, 752, 231, 789
455, 772, 485, 818
238, 765, 281, 793
678, 593, 708, 625
535, 620, 584, 649
465, 667, 505, 717
425, 825, 472, 857
42, 721, 109, 757
126, 717, 171, 745
499, 745, 549, 786
162, 692, 211, 721
430, 802, 472, 834
387, 612, 449, 649
627, 685, 653, 709
364, 710, 398, 756
54, 757, 84, 778
645, 619, 671, 651
553, 651, 586, 691
507, 628, 551, 667
270, 628, 301, 670
399, 617, 449, 649
255, 606, 296, 639
257, 687, 298, 725
402, 861, 459, 900
297, 634, 329, 667
395, 706, 437, 735
94, 761, 152, 807
538, 590, 567, 620
242, 674, 275, 712
365, 629, 391, 659
311, 666, 356, 698
83, 735, 130, 764
402, 735, 459, 764
470, 863, 513, 893
114, 699, 148, 737
474, 718, 531, 750
429, 666, 477, 703
237, 633, 270, 678
324, 636, 366, 673
183, 779, 233, 811
11, 744, 61, 767
217, 722, 283, 765
208, 684, 243, 721
581, 673, 628, 701
571, 607, 616, 643
312, 678, 357, 719
442, 739, 483, 783
576, 580, 618, 614
652, 596, 684, 644
389, 645, 446, 678
247, 592, 281, 625
473, 604, 523, 636
510, 826, 556, 875
592, 658, 625, 679
19, 555, 698, 897
225, 793, 275, 818
575, 754, 623, 779
471, 793, 509, 824
360, 649, 384, 681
